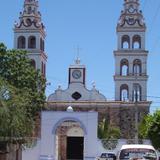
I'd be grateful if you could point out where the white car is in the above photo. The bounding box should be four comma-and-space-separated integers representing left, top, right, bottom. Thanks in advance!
117, 144, 159, 160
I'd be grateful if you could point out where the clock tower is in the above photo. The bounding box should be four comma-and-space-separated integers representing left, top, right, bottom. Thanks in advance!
69, 58, 86, 85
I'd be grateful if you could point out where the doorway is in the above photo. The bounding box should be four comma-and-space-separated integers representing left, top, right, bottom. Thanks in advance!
67, 137, 84, 160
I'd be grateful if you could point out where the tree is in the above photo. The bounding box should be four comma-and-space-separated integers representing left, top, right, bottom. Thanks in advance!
139, 110, 160, 150
98, 118, 120, 150
0, 43, 46, 157
0, 79, 34, 140
0, 78, 35, 158
98, 118, 120, 139
0, 43, 46, 117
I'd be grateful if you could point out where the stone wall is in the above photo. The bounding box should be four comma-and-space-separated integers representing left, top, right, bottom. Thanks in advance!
47, 101, 150, 139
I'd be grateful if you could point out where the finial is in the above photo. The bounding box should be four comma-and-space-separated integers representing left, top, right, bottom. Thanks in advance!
57, 84, 62, 90
75, 57, 81, 65
92, 81, 96, 89
74, 45, 82, 65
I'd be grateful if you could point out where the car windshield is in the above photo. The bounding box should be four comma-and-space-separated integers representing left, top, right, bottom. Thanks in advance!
101, 153, 115, 158
119, 148, 157, 160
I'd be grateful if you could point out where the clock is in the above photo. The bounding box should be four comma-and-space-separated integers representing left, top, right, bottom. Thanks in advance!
72, 70, 82, 79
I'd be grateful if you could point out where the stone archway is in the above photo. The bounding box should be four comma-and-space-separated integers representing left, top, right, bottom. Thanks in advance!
55, 120, 85, 160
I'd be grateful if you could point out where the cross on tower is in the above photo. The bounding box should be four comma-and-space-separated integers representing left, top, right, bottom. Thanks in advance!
74, 45, 82, 64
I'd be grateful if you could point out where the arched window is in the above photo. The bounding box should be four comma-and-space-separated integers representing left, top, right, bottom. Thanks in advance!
41, 61, 44, 75
42, 40, 45, 51
121, 35, 130, 49
44, 63, 46, 76
133, 59, 142, 75
28, 36, 36, 49
132, 35, 141, 49
40, 38, 43, 51
27, 7, 32, 14
17, 36, 26, 49
120, 59, 129, 76
133, 84, 142, 102
31, 59, 36, 69
120, 84, 129, 101
40, 38, 45, 51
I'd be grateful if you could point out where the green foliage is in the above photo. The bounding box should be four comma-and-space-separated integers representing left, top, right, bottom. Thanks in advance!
98, 118, 120, 139
139, 110, 160, 150
98, 118, 109, 139
0, 79, 34, 141
0, 43, 46, 117
0, 43, 46, 147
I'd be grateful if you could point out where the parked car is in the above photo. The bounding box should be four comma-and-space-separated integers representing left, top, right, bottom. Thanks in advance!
97, 152, 116, 160
158, 151, 160, 160
117, 144, 159, 160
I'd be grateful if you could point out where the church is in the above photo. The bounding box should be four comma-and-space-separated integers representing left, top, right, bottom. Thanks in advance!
13, 0, 151, 160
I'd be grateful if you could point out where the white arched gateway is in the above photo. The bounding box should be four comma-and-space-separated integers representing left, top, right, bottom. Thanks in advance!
53, 117, 87, 160
23, 111, 98, 160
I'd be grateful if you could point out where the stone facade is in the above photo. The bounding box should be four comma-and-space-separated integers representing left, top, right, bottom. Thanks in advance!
47, 101, 151, 138
47, 0, 151, 140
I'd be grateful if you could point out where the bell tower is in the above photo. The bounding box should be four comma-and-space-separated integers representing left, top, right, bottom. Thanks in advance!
114, 0, 148, 101
14, 0, 47, 76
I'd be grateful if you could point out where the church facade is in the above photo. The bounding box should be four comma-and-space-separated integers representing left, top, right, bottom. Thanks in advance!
46, 0, 151, 139
13, 0, 151, 160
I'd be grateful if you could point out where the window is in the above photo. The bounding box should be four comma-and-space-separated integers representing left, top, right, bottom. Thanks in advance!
133, 59, 142, 75
41, 62, 46, 76
133, 84, 141, 102
17, 36, 26, 49
121, 35, 130, 49
44, 63, 46, 76
41, 61, 44, 75
132, 35, 141, 49
28, 36, 36, 49
31, 59, 36, 69
40, 38, 45, 51
27, 7, 32, 14
120, 84, 129, 101
120, 59, 129, 76
72, 92, 82, 100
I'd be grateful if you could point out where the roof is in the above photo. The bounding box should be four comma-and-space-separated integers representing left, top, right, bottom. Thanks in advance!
120, 144, 156, 151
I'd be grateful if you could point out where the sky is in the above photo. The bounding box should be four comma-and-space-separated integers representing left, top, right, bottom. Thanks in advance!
0, 0, 160, 112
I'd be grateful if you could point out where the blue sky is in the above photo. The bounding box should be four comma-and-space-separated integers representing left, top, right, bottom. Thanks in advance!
0, 0, 160, 112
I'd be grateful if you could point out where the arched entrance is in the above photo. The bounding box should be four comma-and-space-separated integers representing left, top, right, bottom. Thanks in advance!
55, 119, 85, 160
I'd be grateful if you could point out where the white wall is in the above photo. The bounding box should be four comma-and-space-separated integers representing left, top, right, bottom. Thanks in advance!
23, 111, 98, 160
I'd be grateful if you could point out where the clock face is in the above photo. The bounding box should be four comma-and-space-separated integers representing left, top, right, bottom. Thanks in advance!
72, 70, 82, 79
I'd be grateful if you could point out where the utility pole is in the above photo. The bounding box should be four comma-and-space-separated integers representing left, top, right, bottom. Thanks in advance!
134, 86, 139, 144
134, 65, 139, 144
